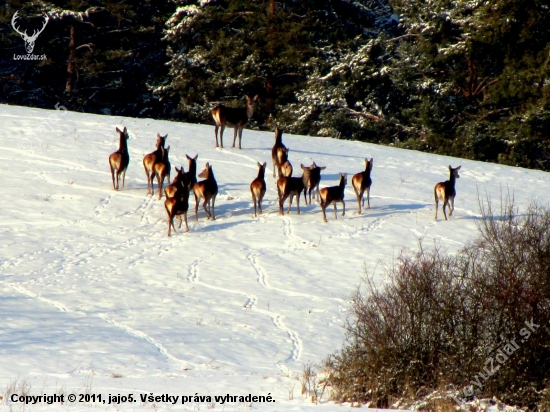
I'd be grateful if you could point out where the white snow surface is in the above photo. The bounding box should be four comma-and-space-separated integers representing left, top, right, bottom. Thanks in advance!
1, 104, 549, 411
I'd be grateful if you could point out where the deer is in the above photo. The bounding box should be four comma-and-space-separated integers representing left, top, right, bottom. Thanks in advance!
352, 158, 374, 214
154, 145, 171, 200
277, 162, 306, 215
108, 127, 130, 191
164, 174, 191, 236
434, 165, 461, 220
184, 154, 199, 193
164, 166, 185, 199
271, 126, 288, 178
194, 163, 218, 220
211, 95, 259, 149
301, 162, 326, 205
143, 133, 167, 196
11, 11, 49, 54
319, 173, 348, 222
250, 162, 267, 217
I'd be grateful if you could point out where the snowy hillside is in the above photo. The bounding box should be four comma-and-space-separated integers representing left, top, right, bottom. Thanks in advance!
1, 105, 549, 411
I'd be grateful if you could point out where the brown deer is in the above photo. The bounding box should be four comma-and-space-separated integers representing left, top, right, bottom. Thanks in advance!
271, 126, 288, 177
185, 154, 199, 193
250, 162, 267, 217
320, 173, 348, 222
164, 166, 185, 199
434, 165, 461, 220
211, 95, 259, 149
143, 133, 167, 196
352, 158, 374, 214
194, 163, 219, 220
154, 145, 171, 200
279, 160, 293, 178
164, 176, 191, 236
277, 163, 306, 215
108, 127, 130, 191
301, 162, 326, 205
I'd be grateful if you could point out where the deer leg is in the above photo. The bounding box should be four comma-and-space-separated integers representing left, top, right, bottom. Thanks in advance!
434, 189, 439, 220
342, 200, 346, 217
110, 164, 116, 190
203, 198, 211, 219
116, 170, 122, 191
258, 191, 264, 215
122, 169, 127, 188
177, 215, 182, 229
157, 175, 163, 200
449, 197, 455, 216
211, 195, 216, 220
219, 125, 225, 148
214, 125, 220, 147
232, 127, 238, 148
334, 203, 338, 220
195, 195, 200, 221
297, 193, 301, 214
442, 199, 449, 220
287, 194, 293, 214
237, 127, 243, 149
321, 202, 328, 222
366, 187, 370, 209
144, 165, 150, 194
183, 212, 189, 232
194, 193, 199, 221
251, 190, 257, 217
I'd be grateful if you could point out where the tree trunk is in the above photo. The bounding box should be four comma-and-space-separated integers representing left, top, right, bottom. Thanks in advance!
66, 25, 76, 92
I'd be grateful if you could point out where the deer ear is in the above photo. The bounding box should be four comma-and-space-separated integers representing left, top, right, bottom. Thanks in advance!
257, 162, 262, 167
449, 165, 452, 170
320, 166, 326, 170
263, 162, 267, 168
157, 133, 161, 138
186, 154, 192, 160
301, 164, 306, 170
123, 127, 127, 133
194, 154, 198, 160
116, 127, 121, 133
254, 95, 259, 101
456, 166, 462, 170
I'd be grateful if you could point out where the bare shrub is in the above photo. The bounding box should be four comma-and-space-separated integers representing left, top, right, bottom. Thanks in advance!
323, 197, 550, 408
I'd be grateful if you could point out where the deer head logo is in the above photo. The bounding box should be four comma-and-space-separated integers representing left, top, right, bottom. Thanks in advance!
11, 11, 49, 54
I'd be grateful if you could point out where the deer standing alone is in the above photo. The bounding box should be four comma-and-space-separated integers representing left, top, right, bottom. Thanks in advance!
194, 163, 218, 220
277, 162, 306, 215
108, 127, 130, 191
319, 173, 348, 222
271, 126, 288, 178
164, 172, 191, 236
211, 95, 259, 149
352, 158, 373, 214
250, 162, 267, 217
301, 162, 326, 205
143, 134, 167, 196
434, 165, 461, 220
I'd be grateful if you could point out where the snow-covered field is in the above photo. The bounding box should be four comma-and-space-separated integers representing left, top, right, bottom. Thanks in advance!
1, 104, 549, 411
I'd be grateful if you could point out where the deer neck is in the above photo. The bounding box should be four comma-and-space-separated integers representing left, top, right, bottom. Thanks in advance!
339, 177, 346, 191
119, 135, 128, 153
246, 102, 255, 119
257, 168, 265, 180
448, 171, 456, 187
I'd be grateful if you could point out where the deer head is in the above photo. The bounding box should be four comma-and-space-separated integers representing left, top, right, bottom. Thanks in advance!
12, 11, 49, 54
